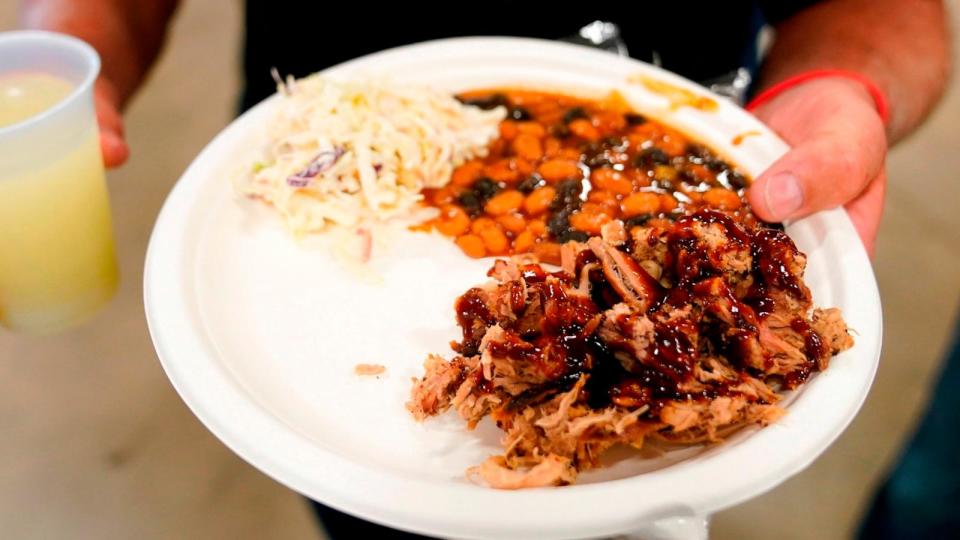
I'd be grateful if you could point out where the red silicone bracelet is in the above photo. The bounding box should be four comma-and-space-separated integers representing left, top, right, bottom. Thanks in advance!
746, 69, 890, 125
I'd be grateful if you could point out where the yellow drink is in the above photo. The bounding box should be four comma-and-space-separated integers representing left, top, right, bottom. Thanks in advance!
0, 72, 118, 334
0, 72, 73, 126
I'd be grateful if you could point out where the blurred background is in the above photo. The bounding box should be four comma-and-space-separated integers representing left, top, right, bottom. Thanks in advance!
1, 3, 958, 539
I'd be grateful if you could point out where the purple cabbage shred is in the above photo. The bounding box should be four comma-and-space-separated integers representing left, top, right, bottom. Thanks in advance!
287, 146, 346, 187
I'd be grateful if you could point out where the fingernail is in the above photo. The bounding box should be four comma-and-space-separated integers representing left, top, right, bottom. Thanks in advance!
764, 172, 803, 218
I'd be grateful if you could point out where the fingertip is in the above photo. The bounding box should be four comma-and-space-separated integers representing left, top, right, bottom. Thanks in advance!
746, 179, 769, 217
764, 172, 805, 220
746, 175, 780, 224
751, 140, 854, 224
100, 132, 130, 168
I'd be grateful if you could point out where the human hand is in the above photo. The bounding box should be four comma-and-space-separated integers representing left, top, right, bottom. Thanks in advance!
746, 77, 887, 256
93, 78, 129, 168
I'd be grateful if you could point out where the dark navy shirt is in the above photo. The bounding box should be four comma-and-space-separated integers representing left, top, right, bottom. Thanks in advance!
241, 1, 818, 110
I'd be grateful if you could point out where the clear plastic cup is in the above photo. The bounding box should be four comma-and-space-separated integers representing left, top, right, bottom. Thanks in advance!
0, 31, 119, 335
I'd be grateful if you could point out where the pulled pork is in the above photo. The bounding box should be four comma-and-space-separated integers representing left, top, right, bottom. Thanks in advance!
408, 209, 853, 489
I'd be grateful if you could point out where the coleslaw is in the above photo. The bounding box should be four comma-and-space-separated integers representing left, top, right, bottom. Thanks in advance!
239, 74, 505, 235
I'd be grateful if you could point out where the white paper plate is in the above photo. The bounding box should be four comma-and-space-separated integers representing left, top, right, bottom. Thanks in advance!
144, 38, 882, 540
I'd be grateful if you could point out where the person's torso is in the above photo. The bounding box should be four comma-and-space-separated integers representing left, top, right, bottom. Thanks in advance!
241, 1, 811, 110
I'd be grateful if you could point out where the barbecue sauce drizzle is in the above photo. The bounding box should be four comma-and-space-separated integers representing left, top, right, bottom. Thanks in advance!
453, 207, 824, 414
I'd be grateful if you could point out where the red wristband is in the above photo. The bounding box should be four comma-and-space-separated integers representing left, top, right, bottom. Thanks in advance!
746, 69, 890, 125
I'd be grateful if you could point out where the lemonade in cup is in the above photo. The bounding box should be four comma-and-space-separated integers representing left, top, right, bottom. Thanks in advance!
0, 31, 119, 334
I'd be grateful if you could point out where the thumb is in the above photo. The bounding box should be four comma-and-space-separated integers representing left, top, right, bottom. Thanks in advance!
747, 133, 885, 223
93, 78, 129, 168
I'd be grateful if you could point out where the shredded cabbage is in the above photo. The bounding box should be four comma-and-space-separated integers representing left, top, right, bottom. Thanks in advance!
239, 75, 505, 234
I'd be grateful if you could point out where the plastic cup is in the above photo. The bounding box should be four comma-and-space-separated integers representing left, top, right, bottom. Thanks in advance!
0, 31, 119, 335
